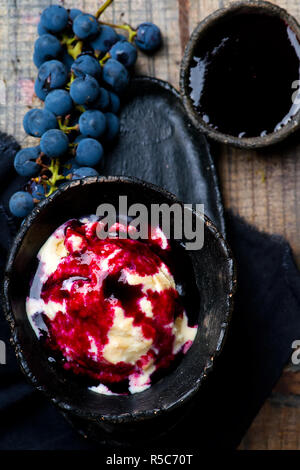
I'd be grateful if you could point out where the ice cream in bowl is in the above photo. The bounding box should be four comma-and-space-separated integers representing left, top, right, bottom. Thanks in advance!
3, 176, 235, 443
26, 214, 198, 396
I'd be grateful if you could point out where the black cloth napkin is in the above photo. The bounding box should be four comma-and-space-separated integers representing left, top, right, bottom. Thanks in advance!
0, 134, 300, 450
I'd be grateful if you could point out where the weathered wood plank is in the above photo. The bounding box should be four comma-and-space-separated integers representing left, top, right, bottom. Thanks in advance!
0, 0, 299, 451
239, 401, 300, 450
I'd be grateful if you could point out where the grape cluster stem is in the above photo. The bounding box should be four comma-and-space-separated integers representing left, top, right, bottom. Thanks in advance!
95, 0, 114, 19
46, 159, 67, 196
99, 21, 137, 42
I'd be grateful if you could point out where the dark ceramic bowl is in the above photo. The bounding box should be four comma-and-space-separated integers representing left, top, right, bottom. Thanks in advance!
180, 0, 300, 149
3, 176, 235, 442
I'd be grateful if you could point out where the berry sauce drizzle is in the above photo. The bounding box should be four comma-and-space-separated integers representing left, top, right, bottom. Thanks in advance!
26, 217, 199, 394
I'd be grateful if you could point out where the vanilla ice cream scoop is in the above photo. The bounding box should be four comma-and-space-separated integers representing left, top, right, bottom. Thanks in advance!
26, 216, 198, 394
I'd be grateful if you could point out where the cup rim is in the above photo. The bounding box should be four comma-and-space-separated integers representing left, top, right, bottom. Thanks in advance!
3, 176, 236, 423
180, 0, 300, 149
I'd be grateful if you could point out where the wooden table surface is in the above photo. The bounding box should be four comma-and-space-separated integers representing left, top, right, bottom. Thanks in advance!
0, 0, 299, 450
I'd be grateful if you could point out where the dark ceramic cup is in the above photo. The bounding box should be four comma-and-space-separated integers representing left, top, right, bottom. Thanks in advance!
3, 176, 235, 443
180, 0, 300, 149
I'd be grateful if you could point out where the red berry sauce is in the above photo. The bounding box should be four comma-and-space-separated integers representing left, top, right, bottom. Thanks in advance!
27, 217, 198, 394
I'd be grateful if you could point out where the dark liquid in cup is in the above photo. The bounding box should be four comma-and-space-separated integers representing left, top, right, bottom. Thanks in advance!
188, 11, 300, 138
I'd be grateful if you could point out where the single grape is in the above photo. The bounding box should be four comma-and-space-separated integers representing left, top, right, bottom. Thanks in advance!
79, 110, 106, 138
102, 59, 129, 93
9, 191, 34, 218
37, 21, 49, 36
14, 146, 40, 177
75, 138, 103, 166
45, 89, 73, 117
70, 75, 100, 105
90, 25, 118, 54
62, 157, 80, 176
71, 54, 101, 79
135, 22, 162, 52
71, 167, 99, 179
88, 87, 110, 111
41, 5, 69, 33
33, 34, 62, 68
37, 60, 68, 91
108, 91, 120, 114
109, 40, 137, 68
34, 78, 48, 101
23, 109, 57, 137
69, 9, 82, 21
40, 129, 69, 158
104, 112, 120, 141
28, 179, 47, 201
33, 52, 42, 69
73, 13, 100, 39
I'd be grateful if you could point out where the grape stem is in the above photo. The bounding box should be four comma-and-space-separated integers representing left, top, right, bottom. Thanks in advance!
68, 40, 83, 60
61, 32, 83, 60
65, 73, 75, 91
42, 158, 65, 197
99, 21, 137, 42
58, 117, 79, 134
95, 0, 114, 19
75, 105, 86, 113
99, 52, 110, 66
46, 159, 65, 196
61, 34, 77, 46
35, 154, 48, 170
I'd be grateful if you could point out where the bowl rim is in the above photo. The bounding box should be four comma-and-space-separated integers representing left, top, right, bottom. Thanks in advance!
180, 0, 300, 149
3, 175, 236, 423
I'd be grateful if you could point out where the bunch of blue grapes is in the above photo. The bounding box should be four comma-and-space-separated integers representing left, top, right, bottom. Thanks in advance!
9, 2, 162, 217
